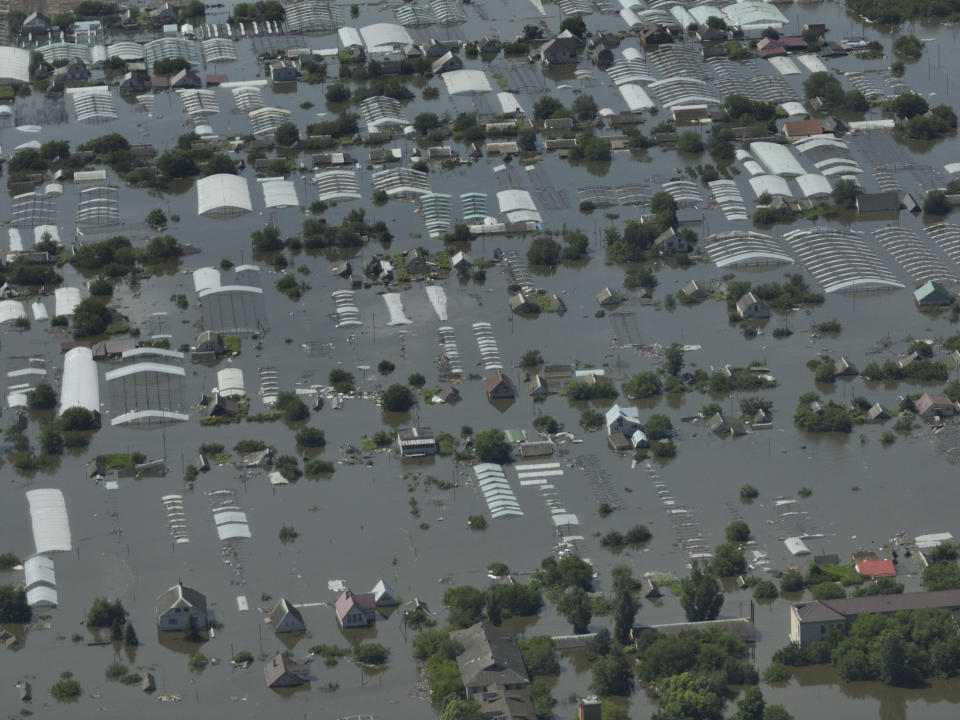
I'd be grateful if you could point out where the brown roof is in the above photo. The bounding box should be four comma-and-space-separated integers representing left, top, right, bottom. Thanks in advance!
450, 621, 530, 690
783, 119, 822, 137
915, 392, 952, 415
486, 369, 515, 394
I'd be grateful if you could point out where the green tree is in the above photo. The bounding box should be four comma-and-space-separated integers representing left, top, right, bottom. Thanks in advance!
677, 131, 705, 154
60, 406, 96, 431
72, 298, 112, 337
679, 561, 723, 621
572, 94, 598, 121
325, 83, 351, 102
474, 429, 511, 464
559, 15, 586, 37
711, 542, 747, 576
732, 687, 765, 720
591, 651, 633, 695
274, 122, 299, 146
50, 677, 82, 700
623, 371, 663, 399
644, 414, 673, 441
156, 148, 199, 178
27, 382, 57, 410
295, 427, 326, 447
924, 190, 951, 215
381, 384, 415, 412
124, 622, 139, 646
652, 672, 722, 720
527, 236, 561, 266
355, 642, 389, 664
557, 587, 592, 634
0, 586, 31, 622
612, 582, 639, 644
519, 635, 560, 676
664, 343, 684, 376
443, 585, 486, 628
764, 705, 794, 720
39, 424, 64, 455
442, 698, 483, 720
86, 597, 126, 627
533, 97, 566, 122
726, 521, 751, 542
802, 72, 843, 104
518, 127, 538, 151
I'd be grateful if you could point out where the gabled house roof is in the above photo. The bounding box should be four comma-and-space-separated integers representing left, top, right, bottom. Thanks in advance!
334, 588, 376, 622
449, 621, 530, 690
155, 582, 206, 617
486, 369, 516, 395
269, 597, 305, 630
264, 652, 310, 687
605, 403, 641, 428
915, 392, 952, 416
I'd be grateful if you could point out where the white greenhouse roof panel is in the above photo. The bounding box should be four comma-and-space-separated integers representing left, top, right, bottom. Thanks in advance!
795, 173, 832, 198
193, 267, 222, 293
59, 346, 100, 415
0, 300, 27, 324
197, 174, 253, 218
359, 23, 412, 50
723, 2, 788, 29
104, 362, 187, 382
748, 174, 792, 198
497, 92, 525, 115
26, 489, 72, 554
0, 47, 31, 84
778, 101, 808, 118
27, 585, 58, 607
260, 178, 300, 208
111, 409, 190, 426
338, 26, 363, 47
442, 70, 492, 95
217, 368, 245, 397
54, 287, 82, 317
24, 554, 56, 588
619, 83, 655, 112
749, 141, 806, 177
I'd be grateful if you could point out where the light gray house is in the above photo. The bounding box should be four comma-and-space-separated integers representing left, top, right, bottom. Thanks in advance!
372, 579, 399, 606
155, 582, 207, 631
270, 597, 306, 633
605, 403, 642, 437
736, 292, 770, 319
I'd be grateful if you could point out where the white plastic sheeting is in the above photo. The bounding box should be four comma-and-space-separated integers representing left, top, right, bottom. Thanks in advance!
619, 83, 655, 112
31, 301, 49, 321
197, 174, 253, 218
54, 287, 81, 317
382, 293, 412, 325
105, 362, 186, 382
0, 47, 31, 84
260, 178, 300, 208
24, 555, 55, 587
27, 586, 58, 607
795, 173, 832, 198
442, 69, 493, 95
750, 141, 806, 177
497, 92, 525, 115
497, 189, 542, 224
193, 267, 222, 293
359, 22, 413, 50
59, 347, 100, 415
0, 300, 27, 324
748, 174, 792, 198
26, 489, 72, 554
112, 409, 190, 426
779, 101, 808, 118
217, 368, 245, 397
785, 537, 811, 555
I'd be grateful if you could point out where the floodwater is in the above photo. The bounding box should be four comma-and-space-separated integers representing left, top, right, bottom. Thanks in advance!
4, 0, 960, 717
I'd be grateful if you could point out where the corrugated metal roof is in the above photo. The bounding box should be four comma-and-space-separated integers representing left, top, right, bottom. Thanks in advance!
26, 489, 72, 554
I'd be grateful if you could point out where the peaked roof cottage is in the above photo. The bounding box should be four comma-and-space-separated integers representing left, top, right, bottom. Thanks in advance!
155, 582, 207, 631
269, 597, 306, 633
335, 588, 377, 627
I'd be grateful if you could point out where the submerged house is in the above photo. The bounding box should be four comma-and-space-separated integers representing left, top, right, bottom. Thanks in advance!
486, 369, 516, 399
397, 426, 438, 457
371, 579, 399, 606
264, 653, 310, 688
735, 292, 770, 319
915, 392, 954, 420
605, 403, 642, 437
155, 582, 207, 631
914, 280, 954, 306
269, 597, 306, 633
335, 588, 376, 628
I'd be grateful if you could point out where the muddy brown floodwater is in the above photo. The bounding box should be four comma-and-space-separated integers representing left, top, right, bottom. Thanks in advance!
3, 0, 960, 718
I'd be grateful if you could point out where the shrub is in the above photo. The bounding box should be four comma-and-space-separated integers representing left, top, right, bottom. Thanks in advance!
355, 642, 390, 664
295, 427, 326, 447
304, 459, 334, 476
725, 521, 750, 542
381, 384, 414, 412
51, 678, 82, 700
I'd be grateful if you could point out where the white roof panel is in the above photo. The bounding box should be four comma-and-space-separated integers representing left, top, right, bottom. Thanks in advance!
24, 554, 56, 587
59, 347, 100, 415
359, 23, 412, 50
104, 362, 186, 382
196, 174, 253, 218
619, 83, 655, 112
795, 173, 832, 198
0, 47, 31, 84
442, 70, 492, 95
497, 92, 525, 115
193, 267, 222, 293
26, 489, 72, 554
27, 585, 58, 607
0, 300, 26, 324
54, 287, 82, 317
217, 368, 245, 396
749, 141, 806, 177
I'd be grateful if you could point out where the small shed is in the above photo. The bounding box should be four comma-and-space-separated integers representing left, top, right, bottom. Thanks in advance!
264, 653, 310, 688
596, 288, 623, 306
519, 441, 554, 458
914, 281, 954, 306
856, 558, 896, 578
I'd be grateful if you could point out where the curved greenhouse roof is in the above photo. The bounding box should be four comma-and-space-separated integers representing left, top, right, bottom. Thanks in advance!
359, 23, 412, 50
784, 227, 904, 293
722, 1, 788, 28
105, 362, 186, 382
0, 300, 27, 324
749, 141, 806, 177
112, 409, 190, 426
122, 347, 184, 361
193, 267, 222, 293
0, 47, 33, 84
442, 69, 492, 95
260, 178, 300, 208
106, 42, 145, 61
619, 83, 655, 112
703, 231, 794, 268
60, 346, 100, 415
197, 174, 253, 218
54, 287, 82, 317
795, 173, 832, 198
26, 489, 72, 554
748, 174, 792, 198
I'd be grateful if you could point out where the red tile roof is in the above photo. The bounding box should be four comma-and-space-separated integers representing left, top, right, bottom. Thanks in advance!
334, 589, 376, 620
783, 119, 823, 137
856, 559, 896, 578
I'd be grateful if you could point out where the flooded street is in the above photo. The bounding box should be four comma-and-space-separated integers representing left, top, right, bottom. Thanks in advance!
3, 0, 960, 717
